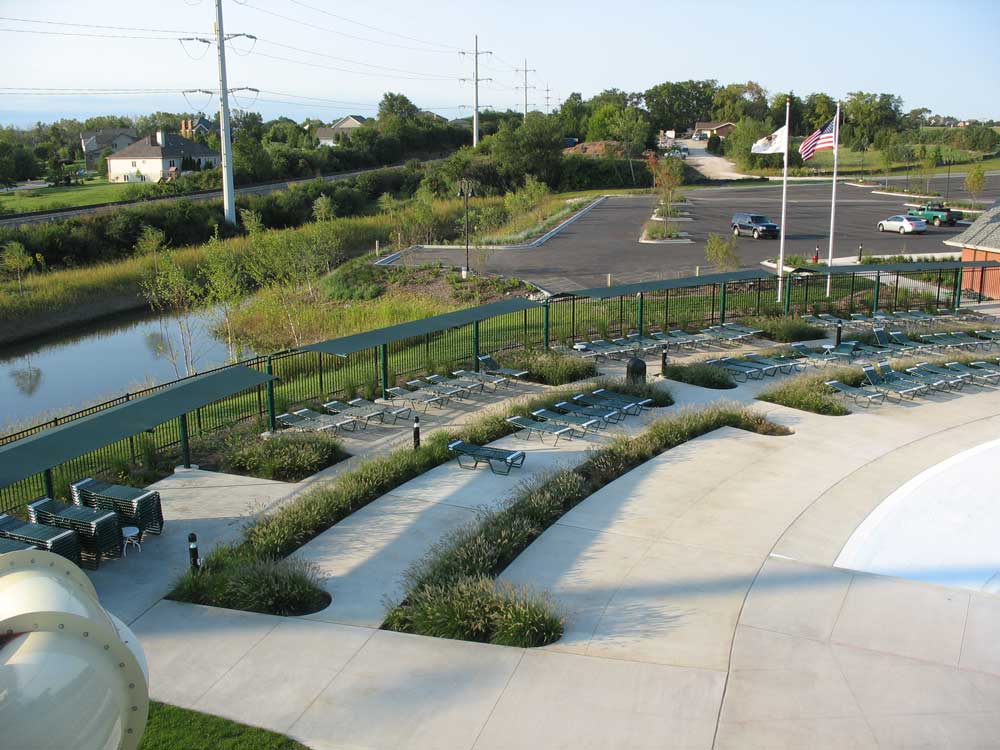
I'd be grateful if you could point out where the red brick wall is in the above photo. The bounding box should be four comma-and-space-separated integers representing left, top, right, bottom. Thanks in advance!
961, 248, 1000, 300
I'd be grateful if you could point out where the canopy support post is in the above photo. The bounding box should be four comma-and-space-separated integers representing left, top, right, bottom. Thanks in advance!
178, 413, 191, 469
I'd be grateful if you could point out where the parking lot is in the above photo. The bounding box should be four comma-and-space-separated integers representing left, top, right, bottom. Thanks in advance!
401, 174, 1000, 294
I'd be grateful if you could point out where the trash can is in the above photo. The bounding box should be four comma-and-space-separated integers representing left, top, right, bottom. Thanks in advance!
626, 357, 646, 385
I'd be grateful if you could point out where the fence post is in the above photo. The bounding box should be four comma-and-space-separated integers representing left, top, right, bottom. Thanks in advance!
978, 265, 986, 301
571, 296, 576, 341
803, 275, 810, 310
783, 275, 792, 316
379, 344, 390, 395
893, 272, 901, 311
872, 272, 881, 315
848, 272, 856, 313
178, 413, 191, 469
664, 289, 670, 330
473, 320, 481, 369
265, 355, 277, 433
543, 302, 550, 350
954, 268, 962, 309
637, 292, 645, 335
318, 351, 324, 395
43, 468, 54, 499
719, 283, 727, 325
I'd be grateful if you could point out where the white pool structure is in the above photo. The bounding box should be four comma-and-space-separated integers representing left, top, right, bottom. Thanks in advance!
836, 436, 1000, 594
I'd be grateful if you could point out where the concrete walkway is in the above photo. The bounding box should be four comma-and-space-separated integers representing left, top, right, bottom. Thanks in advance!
130, 373, 1000, 749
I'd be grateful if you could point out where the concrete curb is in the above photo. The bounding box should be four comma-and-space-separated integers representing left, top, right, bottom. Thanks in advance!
871, 189, 942, 199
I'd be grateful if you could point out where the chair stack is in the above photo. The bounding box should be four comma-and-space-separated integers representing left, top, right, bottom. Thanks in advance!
0, 514, 80, 564
27, 496, 122, 570
71, 478, 164, 536
0, 537, 36, 553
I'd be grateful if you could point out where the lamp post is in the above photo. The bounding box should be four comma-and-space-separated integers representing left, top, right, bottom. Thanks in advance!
945, 157, 952, 202
457, 178, 475, 279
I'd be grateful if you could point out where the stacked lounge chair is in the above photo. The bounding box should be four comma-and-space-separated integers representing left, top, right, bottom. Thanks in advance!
0, 514, 80, 564
70, 478, 164, 536
0, 537, 36, 553
27, 496, 121, 569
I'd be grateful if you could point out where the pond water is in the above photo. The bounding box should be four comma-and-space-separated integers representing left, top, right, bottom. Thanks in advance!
0, 306, 250, 434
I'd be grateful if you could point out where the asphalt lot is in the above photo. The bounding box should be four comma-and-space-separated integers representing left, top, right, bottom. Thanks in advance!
401, 174, 1000, 294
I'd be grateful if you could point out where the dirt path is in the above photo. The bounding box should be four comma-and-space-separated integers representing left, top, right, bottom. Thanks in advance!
681, 138, 751, 180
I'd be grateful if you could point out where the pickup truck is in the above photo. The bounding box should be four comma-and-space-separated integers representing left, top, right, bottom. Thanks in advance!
906, 203, 963, 227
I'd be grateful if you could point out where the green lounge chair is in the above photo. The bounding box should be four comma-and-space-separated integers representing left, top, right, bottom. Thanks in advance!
966, 361, 1000, 383
724, 355, 781, 376
408, 378, 468, 400
27, 497, 121, 570
277, 411, 338, 432
851, 341, 894, 359
743, 353, 800, 375
447, 440, 525, 475
626, 333, 670, 353
648, 331, 688, 351
531, 408, 601, 435
70, 478, 164, 537
323, 400, 386, 427
822, 341, 860, 361
722, 322, 764, 336
572, 392, 640, 417
818, 313, 857, 328
295, 407, 359, 432
872, 327, 916, 354
863, 365, 926, 401
700, 327, 744, 346
348, 398, 412, 423
946, 331, 991, 351
385, 386, 445, 412
945, 361, 997, 385
705, 358, 762, 382
790, 342, 831, 367
452, 369, 509, 390
592, 387, 654, 410
825, 380, 887, 407
889, 331, 934, 351
478, 354, 529, 380
426, 373, 485, 396
877, 361, 944, 393
906, 363, 963, 391
975, 330, 1000, 343
920, 333, 971, 351
554, 400, 622, 425
506, 415, 574, 443
0, 514, 80, 564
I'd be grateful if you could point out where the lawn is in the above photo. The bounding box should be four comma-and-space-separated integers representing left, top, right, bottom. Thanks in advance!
0, 179, 130, 214
746, 147, 1000, 180
140, 702, 309, 750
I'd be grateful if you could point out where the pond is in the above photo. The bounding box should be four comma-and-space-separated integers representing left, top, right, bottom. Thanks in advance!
0, 306, 252, 434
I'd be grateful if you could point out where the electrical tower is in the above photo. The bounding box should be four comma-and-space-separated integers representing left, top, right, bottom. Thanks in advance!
213, 0, 236, 225
459, 36, 492, 146
515, 59, 536, 119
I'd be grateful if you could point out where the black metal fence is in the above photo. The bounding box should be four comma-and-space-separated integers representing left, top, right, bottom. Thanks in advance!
1, 262, 997, 512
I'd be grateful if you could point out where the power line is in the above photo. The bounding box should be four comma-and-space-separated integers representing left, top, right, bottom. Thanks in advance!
0, 87, 199, 96
0, 16, 208, 35
284, 0, 465, 52
251, 50, 457, 81
250, 37, 455, 79
0, 27, 189, 41
231, 0, 463, 54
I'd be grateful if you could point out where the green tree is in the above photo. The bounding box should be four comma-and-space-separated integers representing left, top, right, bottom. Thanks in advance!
312, 194, 336, 222
554, 92, 588, 140
712, 81, 768, 123
97, 147, 113, 178
965, 163, 986, 209
802, 93, 837, 131
141, 252, 203, 376
201, 231, 246, 361
879, 148, 893, 186
704, 232, 739, 272
134, 225, 167, 272
490, 113, 563, 187
2, 241, 33, 294
642, 79, 718, 133
378, 92, 420, 122
611, 107, 651, 184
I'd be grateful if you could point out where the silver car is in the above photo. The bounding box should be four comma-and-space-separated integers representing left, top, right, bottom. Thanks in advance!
877, 215, 927, 235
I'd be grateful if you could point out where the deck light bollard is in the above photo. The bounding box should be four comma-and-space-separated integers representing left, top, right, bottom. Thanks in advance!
413, 415, 421, 450
660, 348, 669, 375
835, 321, 843, 347
188, 532, 200, 573
857, 243, 864, 263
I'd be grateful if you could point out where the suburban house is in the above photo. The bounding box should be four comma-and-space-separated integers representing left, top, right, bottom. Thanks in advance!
105, 130, 220, 183
314, 115, 369, 146
419, 110, 448, 123
179, 116, 213, 139
79, 128, 137, 170
944, 202, 1000, 299
693, 121, 736, 138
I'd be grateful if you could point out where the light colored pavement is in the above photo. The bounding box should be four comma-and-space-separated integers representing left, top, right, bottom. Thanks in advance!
130, 369, 1000, 749
681, 139, 751, 181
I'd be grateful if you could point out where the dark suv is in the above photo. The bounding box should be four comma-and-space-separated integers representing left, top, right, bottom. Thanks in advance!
731, 213, 779, 239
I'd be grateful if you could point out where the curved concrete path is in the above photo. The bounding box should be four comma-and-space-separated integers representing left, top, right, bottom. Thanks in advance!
130, 376, 1000, 749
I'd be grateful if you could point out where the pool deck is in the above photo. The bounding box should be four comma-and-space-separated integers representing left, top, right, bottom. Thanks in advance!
129, 370, 1000, 749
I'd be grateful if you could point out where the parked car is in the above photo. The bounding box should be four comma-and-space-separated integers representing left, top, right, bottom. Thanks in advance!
877, 215, 927, 234
731, 213, 780, 239
692, 132, 708, 141
906, 202, 964, 227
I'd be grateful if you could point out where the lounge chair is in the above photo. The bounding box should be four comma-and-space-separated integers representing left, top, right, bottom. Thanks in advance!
27, 496, 121, 570
572, 392, 641, 417
506, 415, 574, 443
790, 342, 832, 367
447, 440, 525, 475
722, 322, 764, 336
705, 358, 763, 382
971, 361, 1000, 379
0, 538, 36, 553
822, 341, 860, 362
592, 387, 653, 411
655, 330, 703, 349
946, 361, 1000, 385
889, 331, 934, 351
946, 331, 991, 351
974, 330, 1000, 344
872, 327, 916, 354
851, 341, 894, 359
70, 478, 164, 536
0, 514, 80, 564
348, 398, 412, 423
554, 400, 622, 425
920, 333, 977, 351
825, 380, 887, 407
743, 353, 800, 375
278, 411, 336, 432
408, 378, 468, 400
626, 333, 670, 353
295, 408, 358, 432
323, 399, 386, 427
863, 365, 926, 401
818, 313, 857, 328
478, 354, 529, 381
725, 355, 781, 376
906, 363, 964, 391
531, 408, 601, 434
801, 313, 831, 327
849, 313, 876, 325
385, 386, 445, 412
700, 326, 745, 346
452, 369, 508, 390
877, 361, 942, 393
889, 310, 930, 326
426, 373, 485, 396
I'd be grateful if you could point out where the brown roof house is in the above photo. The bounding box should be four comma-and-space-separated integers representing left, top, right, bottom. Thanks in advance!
693, 121, 736, 138
80, 128, 138, 170
105, 129, 219, 183
315, 115, 368, 146
944, 202, 1000, 300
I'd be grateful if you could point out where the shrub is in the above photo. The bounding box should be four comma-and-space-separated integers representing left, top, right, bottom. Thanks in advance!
756, 365, 862, 416
741, 316, 826, 343
220, 431, 346, 482
498, 350, 598, 385
662, 362, 736, 389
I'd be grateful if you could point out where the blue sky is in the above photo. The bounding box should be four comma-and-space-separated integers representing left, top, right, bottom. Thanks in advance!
1, 0, 997, 126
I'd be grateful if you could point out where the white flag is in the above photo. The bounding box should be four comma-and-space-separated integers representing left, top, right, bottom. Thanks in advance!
751, 125, 787, 154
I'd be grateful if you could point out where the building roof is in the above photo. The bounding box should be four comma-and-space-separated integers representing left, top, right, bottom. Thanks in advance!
694, 121, 735, 131
944, 204, 1000, 253
80, 128, 137, 150
331, 115, 367, 129
107, 133, 219, 161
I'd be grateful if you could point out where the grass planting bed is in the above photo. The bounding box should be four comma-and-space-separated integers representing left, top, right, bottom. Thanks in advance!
140, 702, 309, 750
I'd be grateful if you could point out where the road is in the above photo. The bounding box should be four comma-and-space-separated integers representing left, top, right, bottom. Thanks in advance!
400, 175, 1000, 294
0, 159, 441, 228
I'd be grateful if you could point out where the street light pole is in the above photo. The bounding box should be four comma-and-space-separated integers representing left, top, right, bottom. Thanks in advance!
458, 178, 474, 278
945, 158, 952, 201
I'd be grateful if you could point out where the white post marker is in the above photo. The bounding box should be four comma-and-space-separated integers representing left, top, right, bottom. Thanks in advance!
826, 101, 841, 296
777, 98, 791, 302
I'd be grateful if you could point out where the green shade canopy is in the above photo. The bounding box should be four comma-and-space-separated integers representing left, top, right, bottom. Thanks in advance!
821, 260, 1000, 276
0, 365, 275, 490
301, 297, 543, 357
571, 269, 774, 300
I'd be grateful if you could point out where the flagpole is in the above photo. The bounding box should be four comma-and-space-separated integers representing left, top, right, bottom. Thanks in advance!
777, 97, 790, 302
825, 101, 841, 297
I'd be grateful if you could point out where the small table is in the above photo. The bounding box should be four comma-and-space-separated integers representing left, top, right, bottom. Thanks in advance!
121, 526, 141, 555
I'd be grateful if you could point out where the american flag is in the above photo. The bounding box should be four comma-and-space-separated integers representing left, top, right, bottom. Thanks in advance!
799, 117, 837, 161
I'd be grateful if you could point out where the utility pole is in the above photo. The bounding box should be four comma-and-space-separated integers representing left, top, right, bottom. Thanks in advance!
214, 0, 236, 225
515, 59, 536, 120
459, 35, 491, 147
544, 85, 552, 114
